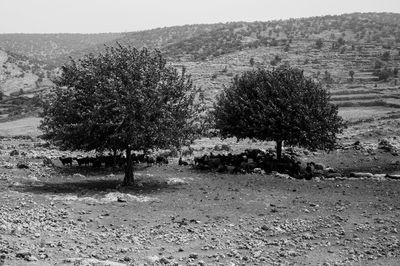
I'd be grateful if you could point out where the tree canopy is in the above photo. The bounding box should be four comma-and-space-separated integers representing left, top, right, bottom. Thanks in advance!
213, 66, 345, 159
40, 44, 197, 185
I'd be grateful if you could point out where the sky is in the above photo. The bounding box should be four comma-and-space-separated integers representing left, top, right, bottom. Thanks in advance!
0, 0, 399, 33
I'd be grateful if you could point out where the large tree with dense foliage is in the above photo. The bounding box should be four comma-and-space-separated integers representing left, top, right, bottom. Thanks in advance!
40, 44, 197, 185
213, 66, 345, 159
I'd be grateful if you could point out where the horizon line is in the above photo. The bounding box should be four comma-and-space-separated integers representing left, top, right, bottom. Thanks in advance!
0, 11, 397, 35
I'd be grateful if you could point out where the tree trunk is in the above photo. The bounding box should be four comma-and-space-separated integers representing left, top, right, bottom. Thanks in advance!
112, 148, 117, 169
123, 147, 134, 186
276, 140, 283, 161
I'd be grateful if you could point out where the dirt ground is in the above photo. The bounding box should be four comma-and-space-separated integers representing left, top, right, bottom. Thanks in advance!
0, 136, 400, 266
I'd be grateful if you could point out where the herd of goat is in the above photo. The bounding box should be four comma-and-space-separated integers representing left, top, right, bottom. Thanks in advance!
59, 153, 169, 168
59, 148, 319, 179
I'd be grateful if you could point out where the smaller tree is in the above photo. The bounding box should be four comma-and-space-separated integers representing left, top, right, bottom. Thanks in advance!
337, 37, 345, 46
349, 70, 355, 82
249, 57, 255, 67
315, 39, 323, 49
270, 55, 282, 66
394, 68, 399, 77
323, 70, 333, 84
373, 68, 392, 81
374, 59, 384, 69
381, 51, 390, 61
213, 66, 344, 160
283, 44, 290, 52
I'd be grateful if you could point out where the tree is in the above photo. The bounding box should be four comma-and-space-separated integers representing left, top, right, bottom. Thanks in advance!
394, 68, 399, 77
40, 44, 198, 186
270, 55, 282, 66
249, 57, 255, 67
337, 37, 345, 46
373, 68, 392, 81
381, 51, 390, 61
315, 38, 323, 49
283, 44, 290, 52
349, 70, 355, 82
323, 70, 333, 84
213, 66, 344, 160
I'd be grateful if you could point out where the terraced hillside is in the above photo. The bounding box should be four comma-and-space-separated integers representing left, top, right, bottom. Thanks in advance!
164, 13, 400, 61
0, 12, 399, 123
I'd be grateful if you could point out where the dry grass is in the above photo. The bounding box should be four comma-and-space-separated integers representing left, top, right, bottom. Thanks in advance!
0, 117, 41, 137
338, 106, 398, 121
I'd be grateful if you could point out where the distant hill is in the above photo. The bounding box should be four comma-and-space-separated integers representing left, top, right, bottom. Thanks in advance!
0, 33, 122, 67
1, 12, 399, 65
0, 49, 55, 96
0, 49, 53, 120
65, 24, 225, 61
0, 12, 399, 120
164, 12, 400, 60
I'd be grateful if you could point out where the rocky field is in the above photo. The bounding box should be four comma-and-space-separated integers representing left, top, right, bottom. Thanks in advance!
0, 119, 400, 266
0, 12, 400, 265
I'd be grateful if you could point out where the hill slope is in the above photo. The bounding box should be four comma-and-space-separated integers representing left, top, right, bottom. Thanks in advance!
0, 12, 399, 122
0, 33, 122, 67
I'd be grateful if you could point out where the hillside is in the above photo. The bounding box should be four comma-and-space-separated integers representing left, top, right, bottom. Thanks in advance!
0, 49, 51, 120
164, 12, 400, 61
2, 13, 400, 64
0, 33, 122, 67
62, 24, 225, 65
0, 12, 399, 122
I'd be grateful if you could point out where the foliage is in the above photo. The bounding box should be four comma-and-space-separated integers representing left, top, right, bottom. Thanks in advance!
349, 70, 355, 81
337, 37, 346, 46
372, 68, 392, 81
249, 57, 255, 67
374, 59, 384, 69
213, 66, 344, 159
323, 70, 334, 84
40, 44, 198, 185
270, 55, 282, 66
381, 51, 391, 61
315, 39, 324, 49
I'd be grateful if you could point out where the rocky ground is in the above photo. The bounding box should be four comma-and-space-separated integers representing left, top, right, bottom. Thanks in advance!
0, 135, 400, 266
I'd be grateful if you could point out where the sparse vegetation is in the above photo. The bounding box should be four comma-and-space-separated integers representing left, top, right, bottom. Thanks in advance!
270, 55, 282, 66
315, 38, 323, 49
349, 70, 355, 81
381, 51, 391, 61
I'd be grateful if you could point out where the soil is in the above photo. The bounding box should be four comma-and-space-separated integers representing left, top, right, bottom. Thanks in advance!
0, 137, 400, 266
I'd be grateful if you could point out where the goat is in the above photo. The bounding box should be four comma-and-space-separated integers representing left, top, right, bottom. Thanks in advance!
59, 157, 73, 166
156, 155, 169, 165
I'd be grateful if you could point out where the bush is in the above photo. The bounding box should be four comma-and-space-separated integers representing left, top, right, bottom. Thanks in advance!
271, 55, 282, 66
381, 51, 390, 61
373, 68, 392, 81
315, 39, 323, 49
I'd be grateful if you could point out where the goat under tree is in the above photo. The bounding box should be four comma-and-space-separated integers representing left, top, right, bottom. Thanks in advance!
40, 44, 198, 186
